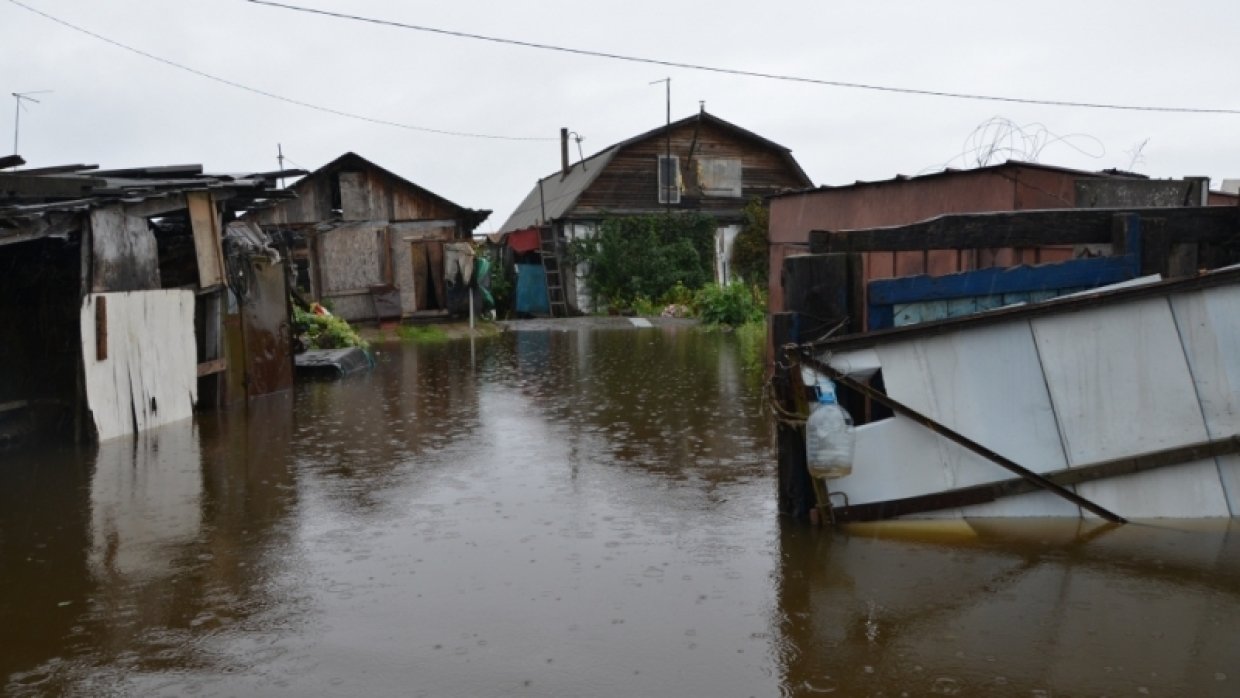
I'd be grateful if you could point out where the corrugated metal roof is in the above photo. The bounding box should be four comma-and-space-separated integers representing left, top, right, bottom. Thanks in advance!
768, 160, 1146, 199
497, 148, 618, 233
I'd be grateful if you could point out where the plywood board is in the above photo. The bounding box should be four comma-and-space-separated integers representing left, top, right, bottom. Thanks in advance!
318, 223, 385, 293
81, 291, 198, 441
1032, 298, 1230, 517
89, 206, 160, 292
339, 171, 368, 221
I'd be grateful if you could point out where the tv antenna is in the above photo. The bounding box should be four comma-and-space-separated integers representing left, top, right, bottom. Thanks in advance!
12, 90, 52, 156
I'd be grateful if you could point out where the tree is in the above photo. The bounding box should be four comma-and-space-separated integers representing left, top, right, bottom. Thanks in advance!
730, 197, 769, 287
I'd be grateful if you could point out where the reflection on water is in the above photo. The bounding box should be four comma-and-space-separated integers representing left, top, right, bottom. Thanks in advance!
2, 327, 1239, 696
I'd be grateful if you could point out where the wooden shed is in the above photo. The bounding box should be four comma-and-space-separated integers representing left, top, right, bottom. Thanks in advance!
0, 163, 300, 444
249, 152, 490, 323
767, 162, 1239, 316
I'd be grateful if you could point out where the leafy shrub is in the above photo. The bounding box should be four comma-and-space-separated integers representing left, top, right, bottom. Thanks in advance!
569, 213, 715, 312
693, 282, 765, 327
730, 197, 770, 287
292, 306, 368, 349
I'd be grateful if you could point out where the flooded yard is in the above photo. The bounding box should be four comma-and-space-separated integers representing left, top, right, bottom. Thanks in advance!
2, 325, 1239, 697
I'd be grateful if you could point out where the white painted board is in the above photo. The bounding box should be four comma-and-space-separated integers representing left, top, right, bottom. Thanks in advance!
81, 291, 198, 442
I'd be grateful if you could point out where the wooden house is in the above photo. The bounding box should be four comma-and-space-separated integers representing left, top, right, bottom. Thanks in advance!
249, 152, 490, 323
497, 110, 813, 314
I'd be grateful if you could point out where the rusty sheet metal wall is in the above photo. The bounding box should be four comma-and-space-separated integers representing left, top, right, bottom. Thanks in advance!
80, 290, 197, 441
238, 258, 293, 398
767, 166, 1098, 315
89, 207, 160, 292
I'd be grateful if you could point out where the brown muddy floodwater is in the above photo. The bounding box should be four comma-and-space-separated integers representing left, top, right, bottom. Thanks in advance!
2, 325, 1239, 697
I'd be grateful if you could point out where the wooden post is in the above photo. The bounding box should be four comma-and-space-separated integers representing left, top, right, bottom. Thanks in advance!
772, 312, 813, 520
774, 252, 863, 522
95, 296, 107, 361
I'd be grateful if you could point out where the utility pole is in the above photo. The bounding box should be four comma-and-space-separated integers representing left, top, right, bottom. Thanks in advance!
650, 78, 671, 209
11, 90, 51, 157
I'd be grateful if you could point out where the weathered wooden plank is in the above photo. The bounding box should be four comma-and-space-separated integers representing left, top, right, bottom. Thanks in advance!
810, 206, 1240, 254
831, 436, 1240, 522
867, 254, 1139, 306
0, 173, 103, 198
89, 206, 160, 292
818, 265, 1240, 353
95, 296, 108, 361
185, 191, 226, 289
196, 358, 227, 377
772, 313, 814, 520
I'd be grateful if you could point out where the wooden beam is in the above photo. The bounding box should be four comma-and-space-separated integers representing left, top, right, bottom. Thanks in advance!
816, 264, 1240, 353
831, 435, 1240, 522
0, 173, 105, 198
810, 206, 1240, 254
95, 296, 108, 361
196, 358, 227, 377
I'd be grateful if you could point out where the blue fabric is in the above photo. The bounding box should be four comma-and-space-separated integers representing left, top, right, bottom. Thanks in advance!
515, 264, 550, 315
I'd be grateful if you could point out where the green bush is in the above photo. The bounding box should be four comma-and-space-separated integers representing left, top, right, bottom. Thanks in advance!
569, 213, 715, 312
694, 282, 765, 327
730, 197, 770, 287
292, 306, 368, 349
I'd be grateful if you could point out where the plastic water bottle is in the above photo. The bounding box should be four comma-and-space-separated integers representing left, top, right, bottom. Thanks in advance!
806, 380, 855, 479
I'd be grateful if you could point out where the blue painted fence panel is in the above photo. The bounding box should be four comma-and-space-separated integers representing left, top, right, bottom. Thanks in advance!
867, 216, 1145, 330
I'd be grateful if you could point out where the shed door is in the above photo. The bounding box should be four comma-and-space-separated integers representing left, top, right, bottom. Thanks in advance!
410, 241, 447, 311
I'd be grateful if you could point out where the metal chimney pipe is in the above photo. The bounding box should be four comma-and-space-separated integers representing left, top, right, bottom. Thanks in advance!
560, 127, 570, 177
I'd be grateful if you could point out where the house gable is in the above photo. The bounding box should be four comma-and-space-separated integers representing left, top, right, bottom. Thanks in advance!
250, 152, 489, 231
570, 116, 811, 220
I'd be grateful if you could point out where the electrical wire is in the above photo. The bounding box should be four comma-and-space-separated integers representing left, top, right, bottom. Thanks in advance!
4, 0, 556, 141
246, 0, 1240, 116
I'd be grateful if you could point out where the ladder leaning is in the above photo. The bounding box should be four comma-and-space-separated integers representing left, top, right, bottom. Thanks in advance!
538, 226, 569, 318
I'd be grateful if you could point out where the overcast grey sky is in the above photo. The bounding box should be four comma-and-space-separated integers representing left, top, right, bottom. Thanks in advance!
5, 0, 1239, 232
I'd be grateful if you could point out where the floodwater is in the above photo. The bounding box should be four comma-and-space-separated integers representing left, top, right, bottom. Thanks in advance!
2, 325, 1239, 697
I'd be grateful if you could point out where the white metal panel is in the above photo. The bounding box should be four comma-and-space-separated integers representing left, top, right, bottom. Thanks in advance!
1169, 285, 1240, 515
81, 291, 198, 442
1032, 298, 1230, 517
836, 416, 959, 516
911, 323, 1080, 517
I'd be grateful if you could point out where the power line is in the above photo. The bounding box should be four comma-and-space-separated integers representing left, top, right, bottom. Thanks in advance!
248, 0, 1240, 117
4, 0, 557, 141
